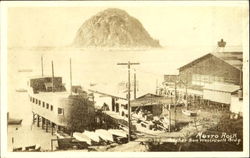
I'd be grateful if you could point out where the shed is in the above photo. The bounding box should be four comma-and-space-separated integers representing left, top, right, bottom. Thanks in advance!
203, 83, 240, 104
130, 93, 172, 116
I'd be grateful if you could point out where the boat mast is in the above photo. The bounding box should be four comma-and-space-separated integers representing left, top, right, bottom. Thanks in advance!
70, 58, 72, 95
51, 61, 54, 92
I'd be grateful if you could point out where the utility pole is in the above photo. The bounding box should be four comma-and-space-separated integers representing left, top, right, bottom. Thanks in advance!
117, 61, 140, 142
134, 69, 137, 99
174, 80, 177, 128
51, 61, 54, 93
185, 72, 189, 110
168, 104, 171, 133
70, 58, 72, 95
185, 81, 188, 110
41, 56, 44, 76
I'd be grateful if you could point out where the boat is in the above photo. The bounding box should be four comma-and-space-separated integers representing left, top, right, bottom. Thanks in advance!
55, 131, 71, 139
55, 132, 77, 150
16, 88, 28, 92
13, 144, 41, 152
18, 69, 33, 72
182, 109, 197, 116
108, 129, 127, 138
95, 129, 114, 142
84, 130, 100, 143
73, 132, 92, 145
8, 118, 22, 125
27, 58, 96, 130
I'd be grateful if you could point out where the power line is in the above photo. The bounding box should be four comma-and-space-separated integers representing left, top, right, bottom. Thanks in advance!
117, 61, 140, 142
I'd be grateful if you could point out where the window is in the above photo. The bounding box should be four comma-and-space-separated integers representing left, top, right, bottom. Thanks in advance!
35, 99, 38, 104
32, 98, 35, 103
38, 100, 41, 106
50, 105, 53, 111
42, 102, 45, 107
46, 103, 49, 109
58, 108, 64, 115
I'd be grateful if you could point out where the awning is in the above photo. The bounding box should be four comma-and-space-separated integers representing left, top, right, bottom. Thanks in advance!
204, 83, 240, 93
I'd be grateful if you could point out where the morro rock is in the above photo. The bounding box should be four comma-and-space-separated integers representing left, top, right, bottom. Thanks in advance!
73, 8, 160, 48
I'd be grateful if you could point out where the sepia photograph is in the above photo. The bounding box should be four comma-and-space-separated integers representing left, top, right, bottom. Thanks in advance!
0, 1, 249, 157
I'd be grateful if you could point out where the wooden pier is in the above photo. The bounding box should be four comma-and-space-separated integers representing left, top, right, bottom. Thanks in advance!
32, 113, 65, 136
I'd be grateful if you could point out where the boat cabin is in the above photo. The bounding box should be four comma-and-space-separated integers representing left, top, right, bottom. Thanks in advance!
28, 76, 66, 93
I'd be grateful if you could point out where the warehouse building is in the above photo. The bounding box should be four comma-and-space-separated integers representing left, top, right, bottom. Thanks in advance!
163, 39, 243, 114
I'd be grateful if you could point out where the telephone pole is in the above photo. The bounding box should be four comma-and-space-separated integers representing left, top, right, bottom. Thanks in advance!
174, 80, 177, 127
133, 69, 137, 99
117, 61, 140, 141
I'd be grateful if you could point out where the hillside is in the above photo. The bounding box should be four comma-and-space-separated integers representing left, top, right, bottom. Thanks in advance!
73, 8, 161, 48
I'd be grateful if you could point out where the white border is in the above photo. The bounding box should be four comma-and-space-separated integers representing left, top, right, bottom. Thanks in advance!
1, 1, 249, 158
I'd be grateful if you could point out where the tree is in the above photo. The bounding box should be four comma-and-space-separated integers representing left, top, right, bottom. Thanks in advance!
67, 95, 95, 132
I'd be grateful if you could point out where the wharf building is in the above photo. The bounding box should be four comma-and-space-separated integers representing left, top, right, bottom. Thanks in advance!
160, 39, 243, 115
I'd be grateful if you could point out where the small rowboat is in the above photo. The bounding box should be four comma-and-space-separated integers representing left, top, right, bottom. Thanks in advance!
108, 129, 127, 138
16, 88, 28, 92
73, 132, 92, 145
8, 118, 22, 125
182, 109, 197, 116
84, 130, 100, 143
95, 129, 114, 142
13, 144, 41, 152
18, 69, 33, 72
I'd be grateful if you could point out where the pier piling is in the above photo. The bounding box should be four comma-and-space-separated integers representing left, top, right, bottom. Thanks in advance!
42, 117, 45, 129
37, 115, 40, 127
32, 113, 35, 124
51, 123, 54, 135
45, 119, 48, 132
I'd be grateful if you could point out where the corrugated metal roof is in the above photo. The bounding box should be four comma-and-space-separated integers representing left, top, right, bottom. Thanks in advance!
213, 51, 243, 70
130, 93, 172, 107
179, 45, 243, 71
203, 83, 240, 93
179, 53, 213, 71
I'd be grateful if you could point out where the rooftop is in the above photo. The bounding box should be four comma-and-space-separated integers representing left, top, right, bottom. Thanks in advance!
130, 93, 172, 107
179, 51, 243, 71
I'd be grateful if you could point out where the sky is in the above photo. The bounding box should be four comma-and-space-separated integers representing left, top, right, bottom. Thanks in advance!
7, 2, 249, 48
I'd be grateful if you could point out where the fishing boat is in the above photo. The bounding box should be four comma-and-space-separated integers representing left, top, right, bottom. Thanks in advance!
7, 113, 22, 125
8, 118, 23, 125
73, 132, 92, 145
95, 129, 114, 142
182, 109, 197, 116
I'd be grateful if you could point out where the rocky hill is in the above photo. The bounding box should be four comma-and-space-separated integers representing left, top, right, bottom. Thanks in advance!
73, 8, 160, 48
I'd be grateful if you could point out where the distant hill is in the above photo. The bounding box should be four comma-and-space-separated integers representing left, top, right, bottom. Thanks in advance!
73, 8, 161, 48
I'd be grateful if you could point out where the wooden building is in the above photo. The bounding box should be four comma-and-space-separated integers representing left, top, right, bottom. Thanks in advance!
178, 52, 242, 87
176, 45, 243, 109
130, 93, 172, 116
